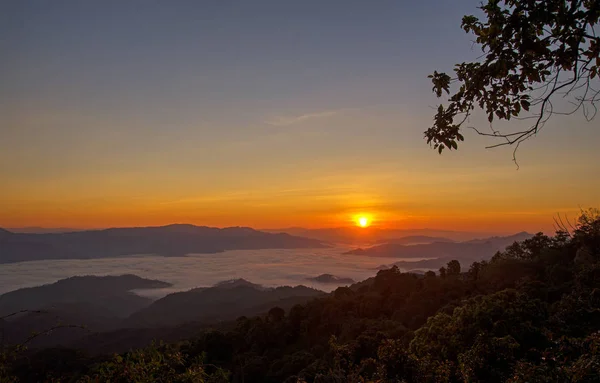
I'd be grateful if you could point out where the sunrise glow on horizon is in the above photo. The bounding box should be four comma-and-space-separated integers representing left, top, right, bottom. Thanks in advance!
357, 216, 370, 228
2, 2, 599, 381
1, 1, 598, 234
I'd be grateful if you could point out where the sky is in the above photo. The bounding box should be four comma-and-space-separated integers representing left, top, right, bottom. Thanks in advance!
1, 0, 599, 233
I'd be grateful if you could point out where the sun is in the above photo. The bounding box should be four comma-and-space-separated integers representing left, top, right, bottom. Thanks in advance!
357, 216, 370, 228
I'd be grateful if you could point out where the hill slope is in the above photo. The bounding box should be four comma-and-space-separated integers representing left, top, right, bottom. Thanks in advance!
6, 219, 600, 382
0, 274, 171, 317
126, 279, 324, 327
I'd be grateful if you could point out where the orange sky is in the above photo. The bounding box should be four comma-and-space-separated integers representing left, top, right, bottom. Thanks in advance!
2, 1, 599, 233
2, 134, 598, 233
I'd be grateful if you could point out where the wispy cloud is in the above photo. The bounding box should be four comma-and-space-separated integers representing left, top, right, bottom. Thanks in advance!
159, 186, 359, 206
265, 110, 341, 127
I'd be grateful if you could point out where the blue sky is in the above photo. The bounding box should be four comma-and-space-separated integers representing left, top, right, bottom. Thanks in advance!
1, 0, 599, 230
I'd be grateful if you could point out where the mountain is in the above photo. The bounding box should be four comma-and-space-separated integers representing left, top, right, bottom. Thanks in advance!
125, 279, 324, 328
1, 302, 121, 348
0, 276, 323, 351
346, 232, 532, 257
0, 275, 172, 348
212, 278, 266, 290
71, 281, 325, 354
0, 274, 171, 317
465, 231, 533, 244
263, 227, 501, 244
7, 227, 84, 234
383, 235, 455, 245
4, 221, 600, 382
366, 232, 533, 271
346, 241, 487, 258
0, 224, 327, 264
346, 232, 534, 271
306, 274, 355, 284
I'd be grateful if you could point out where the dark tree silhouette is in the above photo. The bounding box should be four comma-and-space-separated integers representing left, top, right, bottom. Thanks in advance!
438, 266, 447, 278
446, 260, 461, 275
267, 306, 285, 322
4, 211, 600, 382
426, 0, 600, 160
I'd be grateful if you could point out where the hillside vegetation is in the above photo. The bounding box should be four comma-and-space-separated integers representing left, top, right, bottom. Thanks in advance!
2, 210, 599, 382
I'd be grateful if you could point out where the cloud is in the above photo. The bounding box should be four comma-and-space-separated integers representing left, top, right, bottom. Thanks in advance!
159, 186, 358, 206
265, 110, 341, 127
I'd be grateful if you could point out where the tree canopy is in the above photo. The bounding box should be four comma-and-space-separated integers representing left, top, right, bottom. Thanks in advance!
426, 0, 600, 157
3, 210, 599, 382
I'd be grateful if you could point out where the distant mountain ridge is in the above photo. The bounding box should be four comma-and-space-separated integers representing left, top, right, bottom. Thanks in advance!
345, 232, 533, 257
383, 235, 455, 245
0, 224, 327, 264
306, 274, 355, 284
263, 227, 505, 244
348, 232, 535, 271
7, 227, 84, 234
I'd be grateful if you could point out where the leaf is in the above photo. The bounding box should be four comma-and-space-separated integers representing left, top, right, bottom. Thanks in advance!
426, 0, 597, 153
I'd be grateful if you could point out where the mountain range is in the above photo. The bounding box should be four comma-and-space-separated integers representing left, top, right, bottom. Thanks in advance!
0, 275, 324, 350
346, 232, 532, 257
263, 226, 506, 244
0, 231, 537, 353
0, 224, 327, 264
126, 279, 323, 328
345, 232, 535, 271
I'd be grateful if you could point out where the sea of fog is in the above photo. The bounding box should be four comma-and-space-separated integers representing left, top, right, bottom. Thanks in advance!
0, 247, 431, 299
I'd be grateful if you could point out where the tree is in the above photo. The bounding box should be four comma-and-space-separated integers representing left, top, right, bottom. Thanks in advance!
468, 261, 482, 280
268, 306, 285, 322
78, 343, 230, 383
447, 260, 461, 276
426, 0, 600, 159
439, 266, 447, 278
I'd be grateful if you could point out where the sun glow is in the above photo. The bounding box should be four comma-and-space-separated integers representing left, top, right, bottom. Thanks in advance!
357, 216, 370, 228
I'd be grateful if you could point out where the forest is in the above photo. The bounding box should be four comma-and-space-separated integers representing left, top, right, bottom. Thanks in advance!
2, 0, 599, 380
2, 209, 599, 382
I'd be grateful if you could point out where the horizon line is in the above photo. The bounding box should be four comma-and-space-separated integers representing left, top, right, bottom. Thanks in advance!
4, 223, 517, 234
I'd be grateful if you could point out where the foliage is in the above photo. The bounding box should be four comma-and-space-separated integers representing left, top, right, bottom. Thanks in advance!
78, 343, 229, 383
2, 211, 599, 382
426, 0, 600, 156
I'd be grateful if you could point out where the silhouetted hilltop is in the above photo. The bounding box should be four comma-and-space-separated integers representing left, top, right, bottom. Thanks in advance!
213, 278, 266, 290
0, 275, 173, 348
0, 224, 327, 264
464, 231, 532, 244
126, 280, 324, 328
4, 214, 600, 382
306, 274, 355, 284
0, 274, 171, 317
384, 235, 454, 245
0, 276, 323, 351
